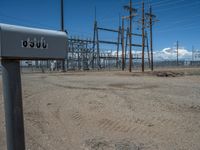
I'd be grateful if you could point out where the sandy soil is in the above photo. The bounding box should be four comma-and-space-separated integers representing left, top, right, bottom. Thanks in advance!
1, 69, 200, 150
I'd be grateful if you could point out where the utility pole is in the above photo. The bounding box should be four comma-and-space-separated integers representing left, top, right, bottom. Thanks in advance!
116, 26, 121, 68
125, 27, 129, 69
116, 14, 121, 68
142, 1, 145, 72
150, 6, 154, 71
61, 0, 64, 31
129, 0, 133, 72
145, 31, 151, 69
177, 40, 179, 66
61, 0, 66, 71
124, 0, 137, 72
92, 7, 97, 69
121, 18, 125, 71
146, 5, 157, 71
192, 46, 194, 61
97, 30, 100, 69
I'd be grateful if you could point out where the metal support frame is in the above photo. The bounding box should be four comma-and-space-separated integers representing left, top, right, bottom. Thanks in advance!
2, 59, 25, 150
93, 20, 122, 69
67, 37, 93, 70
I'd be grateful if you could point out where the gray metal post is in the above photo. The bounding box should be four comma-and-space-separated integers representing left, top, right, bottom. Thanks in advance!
1, 59, 25, 150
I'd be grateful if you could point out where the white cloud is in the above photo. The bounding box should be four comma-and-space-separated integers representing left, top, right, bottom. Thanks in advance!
110, 47, 193, 61
154, 47, 192, 61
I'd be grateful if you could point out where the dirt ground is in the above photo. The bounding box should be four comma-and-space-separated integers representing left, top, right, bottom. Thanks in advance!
0, 68, 200, 150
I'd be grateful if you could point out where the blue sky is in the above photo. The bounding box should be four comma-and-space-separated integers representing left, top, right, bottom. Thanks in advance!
0, 0, 200, 53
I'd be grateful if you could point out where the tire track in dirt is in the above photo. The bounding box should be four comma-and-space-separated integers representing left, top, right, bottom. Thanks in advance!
97, 118, 159, 138
84, 137, 154, 150
151, 116, 179, 129
25, 110, 50, 149
108, 83, 159, 90
71, 111, 85, 127
43, 79, 107, 91
43, 77, 159, 92
45, 101, 75, 149
23, 75, 57, 100
88, 100, 105, 112
25, 111, 47, 134
26, 132, 47, 150
25, 87, 47, 135
109, 90, 178, 137
98, 118, 133, 134
93, 87, 159, 138
25, 87, 74, 149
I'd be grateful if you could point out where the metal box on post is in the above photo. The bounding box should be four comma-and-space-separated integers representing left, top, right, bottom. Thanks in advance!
0, 23, 67, 59
0, 23, 67, 150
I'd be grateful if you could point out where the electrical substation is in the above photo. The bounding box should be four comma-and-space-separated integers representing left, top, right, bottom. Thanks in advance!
0, 0, 200, 150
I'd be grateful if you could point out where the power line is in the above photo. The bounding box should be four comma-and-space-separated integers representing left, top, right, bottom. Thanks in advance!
157, 13, 200, 26
156, 25, 200, 33
154, 1, 200, 13
152, 0, 186, 8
